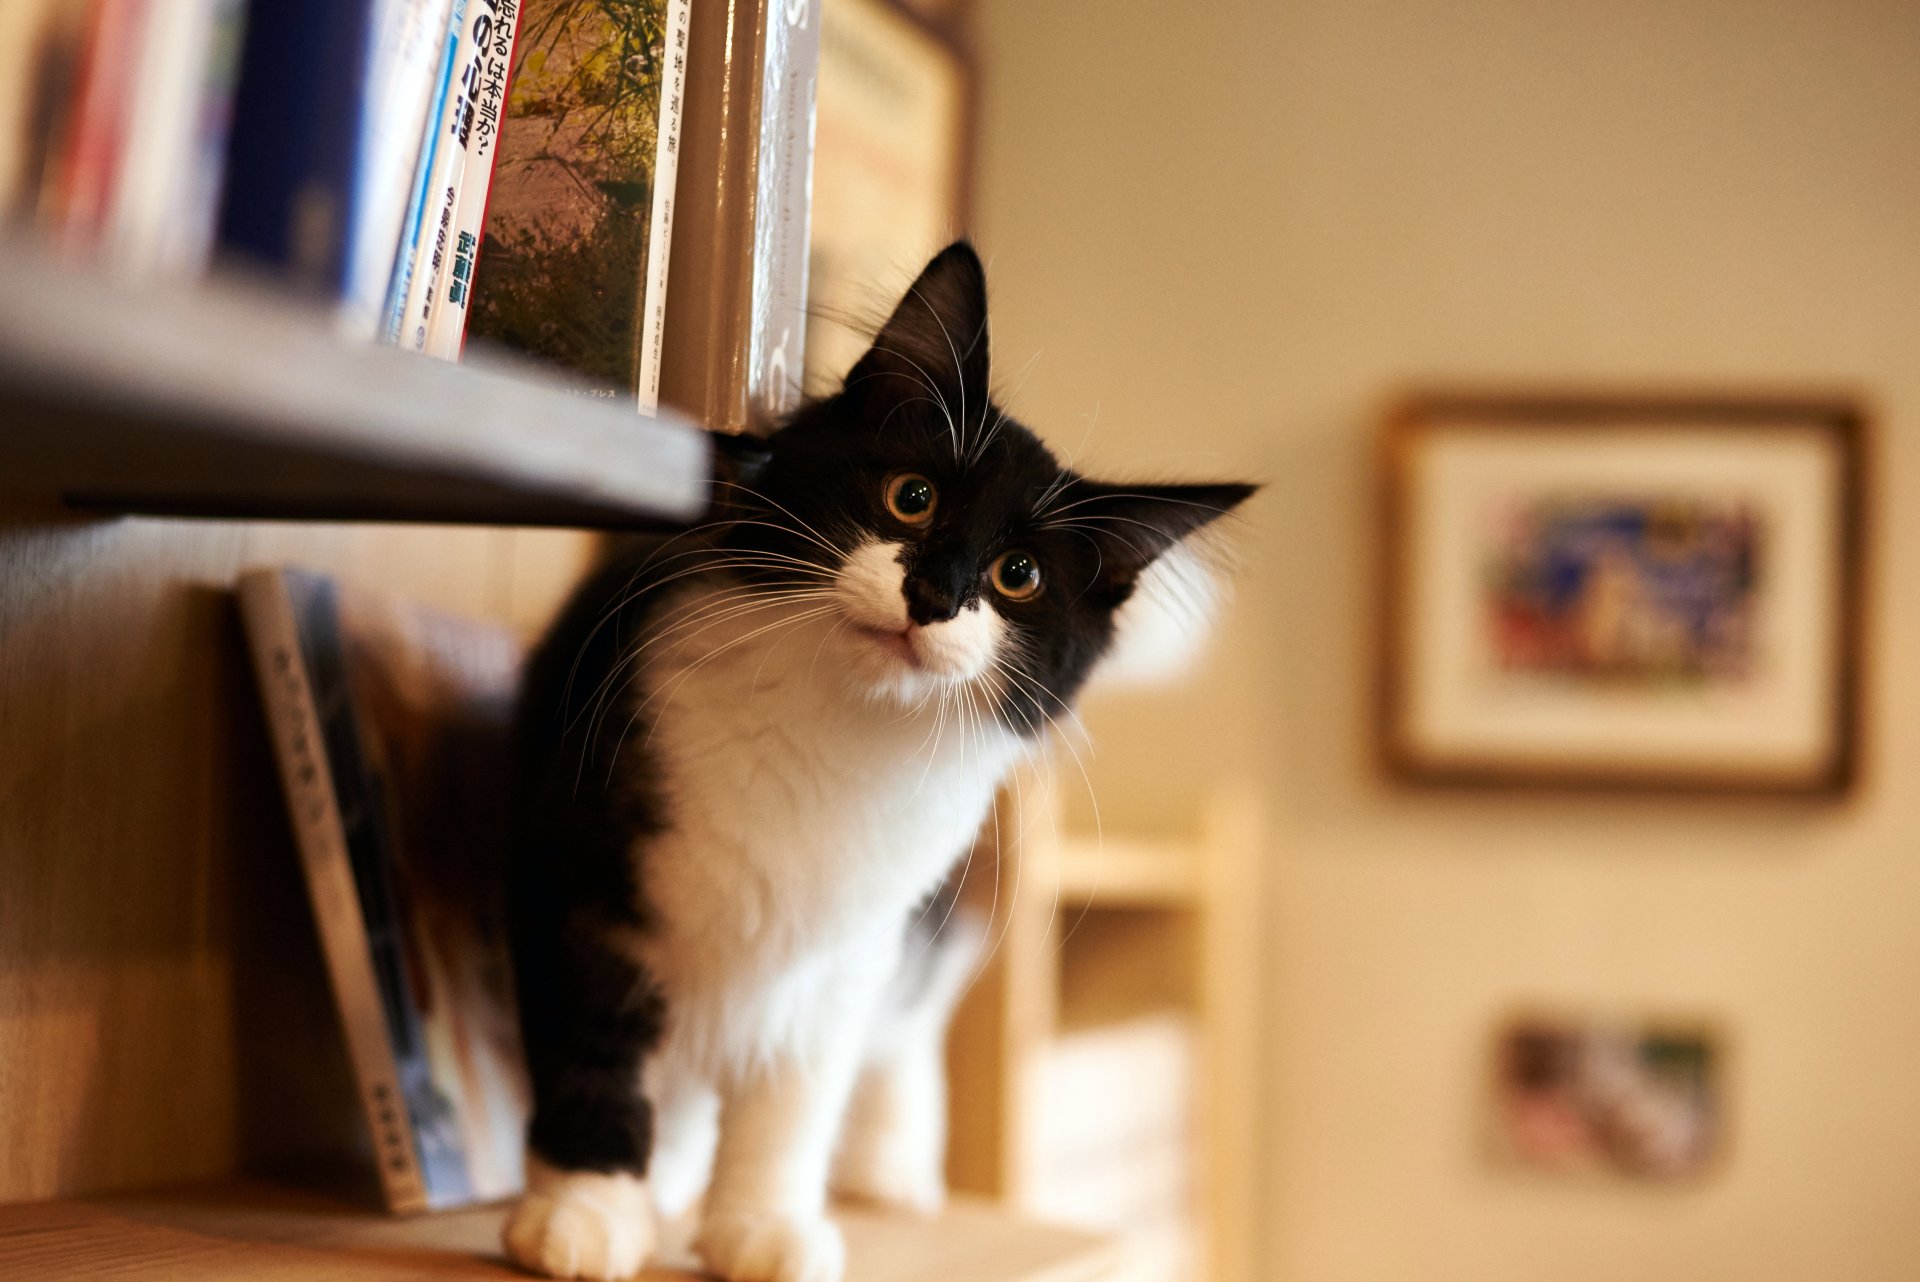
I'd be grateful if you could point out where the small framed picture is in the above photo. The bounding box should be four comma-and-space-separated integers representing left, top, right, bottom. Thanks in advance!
1489, 1013, 1724, 1182
1379, 393, 1866, 794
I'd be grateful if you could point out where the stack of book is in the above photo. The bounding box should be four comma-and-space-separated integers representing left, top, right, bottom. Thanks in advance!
2, 0, 820, 421
1027, 1012, 1200, 1282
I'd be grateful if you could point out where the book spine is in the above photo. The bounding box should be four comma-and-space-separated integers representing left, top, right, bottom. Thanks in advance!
237, 571, 430, 1215
104, 0, 242, 278
632, 0, 691, 412
397, 0, 476, 352
421, 0, 521, 362
217, 0, 380, 292
342, 0, 456, 338
744, 0, 817, 420
380, 0, 465, 344
48, 0, 146, 254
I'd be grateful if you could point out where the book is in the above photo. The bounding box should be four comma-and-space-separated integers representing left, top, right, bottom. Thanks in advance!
392, 0, 479, 351
1026, 1013, 1199, 1282
239, 568, 530, 1213
465, 0, 691, 412
0, 0, 81, 217
343, 0, 459, 336
43, 0, 146, 254
380, 0, 467, 344
421, 0, 524, 361
806, 0, 967, 388
219, 0, 382, 292
657, 0, 820, 429
103, 0, 246, 277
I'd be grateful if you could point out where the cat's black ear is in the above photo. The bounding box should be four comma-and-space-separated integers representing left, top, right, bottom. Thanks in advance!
843, 241, 991, 426
1060, 481, 1257, 591
703, 427, 775, 518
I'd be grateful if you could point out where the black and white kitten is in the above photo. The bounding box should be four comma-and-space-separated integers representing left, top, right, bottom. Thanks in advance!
503, 243, 1252, 1282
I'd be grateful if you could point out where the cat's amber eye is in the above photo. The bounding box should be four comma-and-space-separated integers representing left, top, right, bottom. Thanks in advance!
885, 473, 937, 525
989, 550, 1042, 601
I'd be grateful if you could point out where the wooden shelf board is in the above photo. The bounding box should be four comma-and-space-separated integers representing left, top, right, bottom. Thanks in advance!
0, 241, 711, 529
1051, 838, 1200, 908
0, 1180, 1120, 1282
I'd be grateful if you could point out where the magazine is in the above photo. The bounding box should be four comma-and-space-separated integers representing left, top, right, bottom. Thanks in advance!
466, 0, 691, 412
239, 568, 528, 1212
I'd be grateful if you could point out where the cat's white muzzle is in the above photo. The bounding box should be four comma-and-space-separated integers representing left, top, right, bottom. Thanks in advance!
835, 539, 1002, 701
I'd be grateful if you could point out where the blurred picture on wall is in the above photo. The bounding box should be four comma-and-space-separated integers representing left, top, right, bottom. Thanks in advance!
1490, 1015, 1721, 1182
1381, 393, 1863, 793
1482, 496, 1763, 687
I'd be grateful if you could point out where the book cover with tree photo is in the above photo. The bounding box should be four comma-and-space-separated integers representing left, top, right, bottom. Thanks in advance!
467, 0, 688, 410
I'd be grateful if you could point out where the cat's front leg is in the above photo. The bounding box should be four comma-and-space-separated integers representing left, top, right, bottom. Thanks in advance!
695, 1039, 867, 1282
502, 922, 666, 1280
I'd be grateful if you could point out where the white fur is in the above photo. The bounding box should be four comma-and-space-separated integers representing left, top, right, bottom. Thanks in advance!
503, 1157, 657, 1281
569, 542, 1022, 1282
1090, 538, 1226, 688
833, 538, 1006, 701
832, 907, 986, 1213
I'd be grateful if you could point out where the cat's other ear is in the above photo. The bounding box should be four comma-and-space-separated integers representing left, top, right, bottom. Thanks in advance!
703, 427, 775, 518
1061, 481, 1257, 595
842, 241, 991, 425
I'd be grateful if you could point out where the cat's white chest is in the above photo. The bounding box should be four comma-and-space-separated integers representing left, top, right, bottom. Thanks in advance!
628, 586, 1017, 1062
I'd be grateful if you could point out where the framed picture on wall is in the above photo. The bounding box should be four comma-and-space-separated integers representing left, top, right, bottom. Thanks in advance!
1379, 393, 1866, 794
805, 0, 972, 388
1488, 1011, 1725, 1182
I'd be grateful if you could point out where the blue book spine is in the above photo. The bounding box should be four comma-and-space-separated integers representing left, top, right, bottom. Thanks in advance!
217, 0, 379, 294
380, 0, 467, 343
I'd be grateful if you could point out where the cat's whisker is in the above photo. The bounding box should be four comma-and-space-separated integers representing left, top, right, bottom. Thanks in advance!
710, 484, 850, 562
849, 344, 960, 455
617, 603, 844, 771
898, 287, 971, 462
970, 348, 1040, 468
575, 587, 843, 773
559, 537, 843, 731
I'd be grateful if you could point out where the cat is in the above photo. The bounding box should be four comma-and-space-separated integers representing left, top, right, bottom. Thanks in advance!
501, 241, 1253, 1282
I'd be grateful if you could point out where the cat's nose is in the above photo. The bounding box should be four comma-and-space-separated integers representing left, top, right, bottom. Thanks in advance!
903, 575, 963, 625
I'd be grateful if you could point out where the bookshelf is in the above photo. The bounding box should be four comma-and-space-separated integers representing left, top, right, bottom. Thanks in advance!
0, 1180, 1121, 1282
1, 5, 1133, 1279
946, 772, 1263, 1282
0, 242, 711, 529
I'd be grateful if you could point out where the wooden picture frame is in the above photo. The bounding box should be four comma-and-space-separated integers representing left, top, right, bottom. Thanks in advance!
804, 0, 974, 388
1378, 392, 1866, 795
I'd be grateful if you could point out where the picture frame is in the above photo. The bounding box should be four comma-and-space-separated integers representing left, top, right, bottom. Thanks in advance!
1487, 1009, 1728, 1183
1379, 392, 1866, 794
805, 0, 974, 387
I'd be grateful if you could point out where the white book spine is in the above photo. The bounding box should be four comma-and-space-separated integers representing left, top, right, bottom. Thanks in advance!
103, 0, 216, 277
420, 0, 521, 362
399, 0, 481, 353
343, 0, 456, 338
633, 0, 691, 415
380, 0, 465, 344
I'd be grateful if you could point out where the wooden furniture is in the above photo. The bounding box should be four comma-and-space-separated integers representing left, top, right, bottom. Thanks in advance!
0, 1181, 1121, 1282
946, 770, 1262, 1282
0, 241, 709, 527
0, 243, 1119, 1277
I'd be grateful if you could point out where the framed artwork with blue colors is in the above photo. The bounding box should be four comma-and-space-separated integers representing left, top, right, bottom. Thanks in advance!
1379, 393, 1864, 794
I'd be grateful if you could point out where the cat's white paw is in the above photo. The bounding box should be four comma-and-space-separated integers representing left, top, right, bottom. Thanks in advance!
695, 1209, 846, 1282
832, 1120, 946, 1214
501, 1162, 656, 1280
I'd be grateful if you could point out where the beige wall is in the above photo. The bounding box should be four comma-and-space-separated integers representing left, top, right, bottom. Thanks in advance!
972, 2, 1920, 1279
